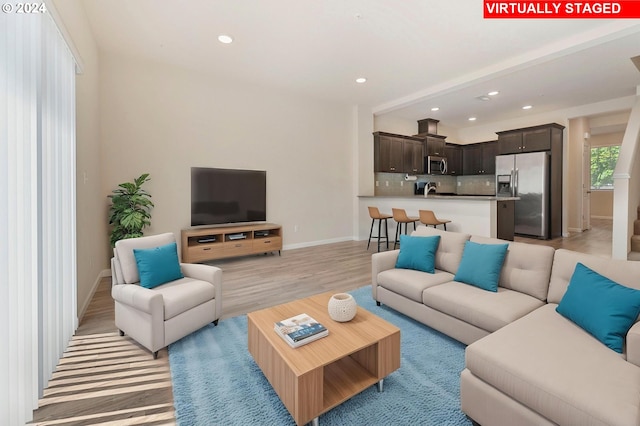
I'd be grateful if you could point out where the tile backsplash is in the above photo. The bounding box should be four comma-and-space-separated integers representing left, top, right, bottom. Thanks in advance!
374, 173, 495, 196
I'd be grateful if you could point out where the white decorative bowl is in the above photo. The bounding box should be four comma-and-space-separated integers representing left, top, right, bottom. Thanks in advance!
328, 293, 357, 322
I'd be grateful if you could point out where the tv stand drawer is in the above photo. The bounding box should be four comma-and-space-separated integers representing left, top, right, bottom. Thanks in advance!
253, 236, 282, 252
224, 240, 253, 256
187, 245, 224, 263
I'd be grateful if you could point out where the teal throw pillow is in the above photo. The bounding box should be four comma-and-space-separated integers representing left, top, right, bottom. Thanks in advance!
454, 241, 508, 292
133, 242, 184, 289
556, 263, 640, 354
395, 235, 441, 274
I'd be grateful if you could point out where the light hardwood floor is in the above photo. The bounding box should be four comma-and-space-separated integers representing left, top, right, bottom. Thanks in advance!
31, 220, 613, 425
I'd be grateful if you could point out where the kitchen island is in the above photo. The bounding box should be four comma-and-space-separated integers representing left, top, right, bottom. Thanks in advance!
359, 195, 518, 241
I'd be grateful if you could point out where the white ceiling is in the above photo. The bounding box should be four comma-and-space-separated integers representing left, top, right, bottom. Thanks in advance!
81, 0, 640, 130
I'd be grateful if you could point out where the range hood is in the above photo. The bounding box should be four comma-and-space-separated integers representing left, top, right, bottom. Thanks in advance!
415, 118, 440, 137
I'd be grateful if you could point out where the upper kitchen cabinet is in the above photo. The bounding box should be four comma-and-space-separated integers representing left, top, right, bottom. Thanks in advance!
497, 123, 564, 154
482, 141, 498, 174
404, 139, 424, 174
374, 133, 403, 172
463, 141, 497, 175
425, 135, 446, 156
373, 132, 424, 173
444, 144, 463, 175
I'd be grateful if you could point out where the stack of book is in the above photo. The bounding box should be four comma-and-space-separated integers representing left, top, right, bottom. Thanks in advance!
274, 313, 328, 348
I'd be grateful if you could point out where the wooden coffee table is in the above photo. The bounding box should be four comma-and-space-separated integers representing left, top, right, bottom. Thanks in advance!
247, 291, 400, 426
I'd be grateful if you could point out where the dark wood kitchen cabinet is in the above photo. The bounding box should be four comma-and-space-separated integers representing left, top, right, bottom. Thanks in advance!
444, 144, 463, 175
374, 133, 403, 172
462, 144, 482, 175
497, 123, 564, 154
425, 135, 446, 156
373, 131, 425, 173
404, 139, 424, 174
482, 141, 498, 174
496, 199, 515, 241
463, 141, 497, 175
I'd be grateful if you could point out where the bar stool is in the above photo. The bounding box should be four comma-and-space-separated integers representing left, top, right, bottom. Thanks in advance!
392, 208, 419, 249
367, 207, 392, 252
419, 210, 451, 231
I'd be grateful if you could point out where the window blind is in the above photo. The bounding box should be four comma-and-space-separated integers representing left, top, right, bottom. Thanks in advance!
1, 9, 76, 425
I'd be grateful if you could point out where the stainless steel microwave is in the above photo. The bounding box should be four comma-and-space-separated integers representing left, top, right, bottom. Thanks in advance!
425, 155, 448, 175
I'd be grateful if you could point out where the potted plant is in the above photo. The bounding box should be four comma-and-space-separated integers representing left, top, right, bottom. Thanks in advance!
108, 173, 154, 247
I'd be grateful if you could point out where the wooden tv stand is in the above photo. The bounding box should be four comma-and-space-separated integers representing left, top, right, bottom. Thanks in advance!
181, 223, 282, 263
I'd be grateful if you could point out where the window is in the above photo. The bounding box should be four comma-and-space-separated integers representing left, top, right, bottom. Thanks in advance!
591, 146, 620, 190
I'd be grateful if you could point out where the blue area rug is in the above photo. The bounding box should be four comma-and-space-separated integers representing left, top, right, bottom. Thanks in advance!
169, 286, 471, 425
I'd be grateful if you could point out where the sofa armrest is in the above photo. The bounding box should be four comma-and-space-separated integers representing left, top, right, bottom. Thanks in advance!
180, 263, 223, 319
371, 250, 399, 301
626, 321, 640, 367
111, 283, 164, 315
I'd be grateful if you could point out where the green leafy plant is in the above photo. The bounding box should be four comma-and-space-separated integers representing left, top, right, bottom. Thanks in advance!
108, 173, 154, 247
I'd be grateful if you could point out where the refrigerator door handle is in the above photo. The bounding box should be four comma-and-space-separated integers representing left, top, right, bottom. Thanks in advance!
514, 168, 519, 196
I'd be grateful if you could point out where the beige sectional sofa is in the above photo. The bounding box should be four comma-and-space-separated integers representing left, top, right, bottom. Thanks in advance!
371, 226, 640, 426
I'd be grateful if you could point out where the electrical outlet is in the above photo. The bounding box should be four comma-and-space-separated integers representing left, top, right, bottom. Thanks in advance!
400, 181, 403, 186
437, 181, 441, 186
457, 181, 461, 186
294, 225, 299, 232
385, 181, 389, 187
486, 181, 490, 186
375, 181, 379, 187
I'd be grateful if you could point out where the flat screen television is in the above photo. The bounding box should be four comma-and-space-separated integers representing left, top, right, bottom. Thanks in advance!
191, 167, 266, 226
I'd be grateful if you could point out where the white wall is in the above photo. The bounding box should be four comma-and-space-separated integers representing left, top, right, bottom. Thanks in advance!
99, 53, 355, 251
53, 0, 106, 319
373, 114, 417, 135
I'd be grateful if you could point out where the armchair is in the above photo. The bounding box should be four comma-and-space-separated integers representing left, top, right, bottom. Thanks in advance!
111, 232, 222, 358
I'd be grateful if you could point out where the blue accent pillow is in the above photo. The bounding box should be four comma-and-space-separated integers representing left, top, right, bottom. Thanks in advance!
395, 235, 441, 274
133, 242, 184, 289
454, 241, 508, 292
556, 263, 640, 354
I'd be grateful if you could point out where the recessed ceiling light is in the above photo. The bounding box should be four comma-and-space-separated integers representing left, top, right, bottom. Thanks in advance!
218, 34, 233, 44
468, 117, 477, 121
355, 77, 367, 84
488, 91, 500, 96
522, 105, 533, 110
476, 96, 491, 102
431, 107, 440, 112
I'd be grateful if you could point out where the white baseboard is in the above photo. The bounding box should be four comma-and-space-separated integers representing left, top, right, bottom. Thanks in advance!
77, 269, 111, 323
283, 236, 355, 251
567, 227, 583, 233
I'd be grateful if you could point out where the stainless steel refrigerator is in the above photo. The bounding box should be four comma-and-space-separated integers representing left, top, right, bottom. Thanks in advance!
495, 152, 550, 238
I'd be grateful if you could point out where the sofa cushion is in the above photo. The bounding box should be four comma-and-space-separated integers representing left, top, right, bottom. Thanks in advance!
377, 268, 454, 303
466, 304, 640, 426
411, 226, 470, 275
133, 242, 184, 289
556, 263, 640, 354
115, 233, 176, 284
423, 282, 544, 333
454, 241, 508, 292
395, 234, 440, 273
549, 249, 640, 304
471, 236, 554, 301
152, 277, 216, 320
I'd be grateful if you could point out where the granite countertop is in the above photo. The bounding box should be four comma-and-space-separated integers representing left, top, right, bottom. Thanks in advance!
358, 194, 520, 201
